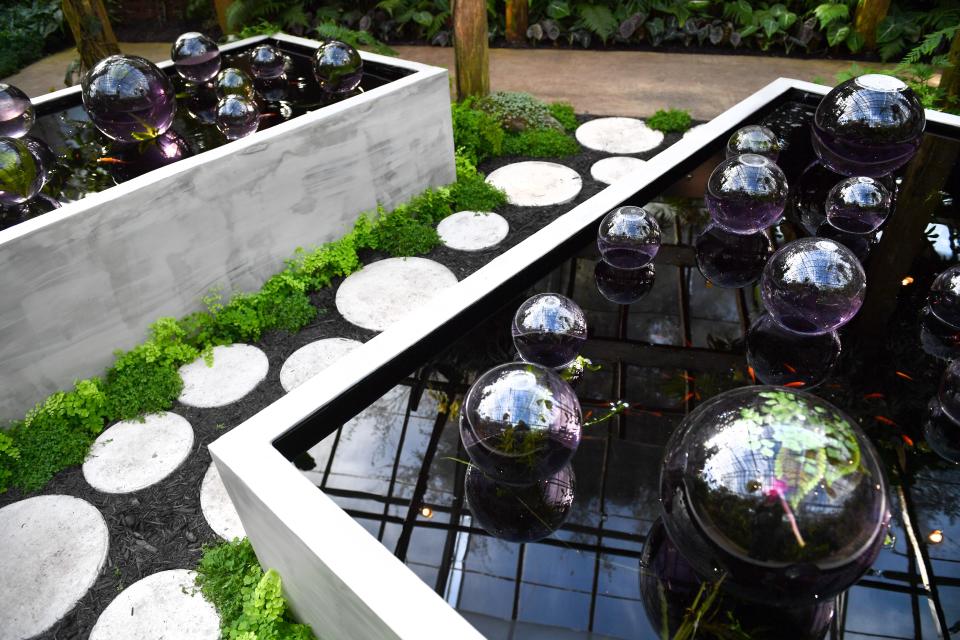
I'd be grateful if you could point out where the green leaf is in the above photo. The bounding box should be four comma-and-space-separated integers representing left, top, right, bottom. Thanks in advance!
578, 4, 618, 41
827, 22, 850, 47
546, 0, 571, 20
846, 29, 865, 53
412, 10, 433, 27
813, 3, 849, 30
761, 17, 779, 39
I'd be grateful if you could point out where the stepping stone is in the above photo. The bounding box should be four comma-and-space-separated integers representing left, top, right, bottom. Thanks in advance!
575, 117, 664, 154
280, 337, 363, 393
0, 495, 109, 640
83, 412, 194, 494
200, 462, 245, 540
683, 124, 707, 138
178, 344, 269, 408
89, 569, 219, 640
485, 161, 582, 207
590, 156, 648, 185
437, 211, 509, 251
336, 257, 458, 332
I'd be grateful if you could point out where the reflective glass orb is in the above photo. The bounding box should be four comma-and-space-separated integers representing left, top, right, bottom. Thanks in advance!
761, 238, 866, 335
171, 32, 221, 83
459, 362, 582, 486
82, 55, 176, 143
21, 136, 56, 187
825, 177, 892, 234
791, 161, 841, 235
249, 44, 285, 80
465, 464, 575, 543
938, 360, 960, 425
0, 84, 34, 138
815, 221, 875, 263
725, 125, 781, 161
594, 261, 655, 304
255, 76, 289, 103
214, 67, 255, 100
183, 83, 218, 124
597, 206, 661, 268
0, 137, 42, 206
215, 96, 260, 141
812, 74, 925, 177
313, 40, 363, 93
705, 154, 789, 234
924, 398, 960, 465
512, 293, 588, 368
746, 314, 840, 389
928, 265, 960, 330
106, 130, 190, 182
660, 386, 889, 605
919, 305, 960, 361
695, 223, 773, 288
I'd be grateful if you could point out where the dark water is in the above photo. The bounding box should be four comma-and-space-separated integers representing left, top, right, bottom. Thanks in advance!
512, 332, 585, 369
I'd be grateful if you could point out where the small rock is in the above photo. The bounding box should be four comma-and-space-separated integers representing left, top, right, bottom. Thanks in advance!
184, 530, 197, 543
123, 514, 136, 528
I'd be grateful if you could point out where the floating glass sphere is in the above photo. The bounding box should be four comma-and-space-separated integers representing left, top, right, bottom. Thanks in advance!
812, 74, 925, 177
214, 67, 255, 100
815, 221, 875, 263
705, 154, 788, 234
215, 96, 260, 141
746, 314, 840, 389
594, 261, 655, 304
938, 360, 960, 425
465, 463, 575, 543
825, 177, 892, 234
459, 362, 582, 486
725, 125, 781, 161
0, 84, 34, 138
0, 137, 42, 206
761, 238, 866, 335
182, 83, 218, 124
171, 32, 221, 83
249, 44, 285, 80
597, 206, 661, 268
21, 136, 56, 187
82, 55, 176, 143
919, 305, 960, 361
928, 265, 960, 330
660, 386, 889, 606
924, 398, 960, 465
512, 293, 588, 368
255, 76, 289, 103
695, 223, 773, 288
313, 40, 363, 93
106, 130, 191, 182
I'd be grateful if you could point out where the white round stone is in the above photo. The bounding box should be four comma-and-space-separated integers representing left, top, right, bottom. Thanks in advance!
335, 257, 458, 332
177, 344, 269, 408
280, 337, 363, 393
683, 124, 707, 139
437, 211, 509, 251
485, 161, 582, 207
590, 156, 648, 185
89, 569, 219, 640
575, 117, 664, 154
200, 462, 245, 540
83, 412, 194, 494
0, 495, 109, 640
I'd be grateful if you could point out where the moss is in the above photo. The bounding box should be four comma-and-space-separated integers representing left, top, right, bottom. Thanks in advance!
647, 108, 693, 133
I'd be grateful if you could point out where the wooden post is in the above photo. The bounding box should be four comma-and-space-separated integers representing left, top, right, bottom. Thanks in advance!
453, 0, 490, 101
62, 0, 121, 71
506, 0, 529, 45
853, 0, 891, 50
938, 28, 960, 104
214, 0, 234, 34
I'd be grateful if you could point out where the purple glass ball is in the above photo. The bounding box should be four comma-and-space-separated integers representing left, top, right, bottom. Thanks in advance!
0, 84, 34, 138
938, 360, 960, 425
746, 313, 840, 389
183, 83, 218, 124
81, 55, 176, 143
249, 44, 285, 80
694, 223, 773, 288
313, 40, 363, 93
512, 293, 588, 369
215, 96, 260, 141
171, 32, 221, 83
761, 238, 866, 335
725, 125, 781, 161
21, 136, 56, 187
214, 67, 255, 100
826, 176, 892, 234
924, 397, 960, 465
594, 261, 655, 304
928, 265, 960, 330
459, 362, 582, 486
106, 130, 190, 181
597, 205, 661, 268
919, 305, 960, 361
705, 154, 788, 234
815, 220, 876, 263
812, 74, 925, 177
0, 137, 43, 206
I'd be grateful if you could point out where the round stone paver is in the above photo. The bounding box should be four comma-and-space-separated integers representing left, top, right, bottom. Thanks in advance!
83, 412, 194, 494
575, 117, 664, 154
0, 495, 109, 640
89, 570, 219, 640
280, 337, 363, 393
590, 156, 648, 185
683, 124, 707, 138
485, 161, 582, 207
200, 462, 246, 540
437, 211, 509, 251
335, 257, 458, 332
178, 344, 269, 408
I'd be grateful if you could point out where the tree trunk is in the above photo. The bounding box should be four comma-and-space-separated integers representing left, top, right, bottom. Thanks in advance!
62, 0, 120, 71
453, 0, 490, 101
214, 0, 234, 34
853, 0, 891, 51
506, 0, 529, 44
938, 28, 960, 107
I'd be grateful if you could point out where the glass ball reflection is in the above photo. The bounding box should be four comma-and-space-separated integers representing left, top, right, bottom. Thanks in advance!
215, 96, 260, 141
919, 305, 960, 361
105, 130, 190, 182
214, 67, 255, 100
249, 44, 285, 80
171, 32, 221, 83
825, 177, 891, 234
815, 221, 875, 263
594, 261, 655, 304
705, 154, 788, 234
465, 464, 575, 543
460, 362, 582, 486
695, 224, 773, 288
746, 314, 840, 389
82, 55, 176, 143
660, 386, 889, 605
924, 398, 960, 465
597, 206, 661, 268
761, 238, 866, 335
726, 125, 781, 161
812, 74, 925, 177
0, 137, 42, 206
0, 84, 34, 138
938, 360, 960, 425
512, 293, 588, 368
313, 40, 363, 93
21, 136, 56, 187
928, 265, 960, 330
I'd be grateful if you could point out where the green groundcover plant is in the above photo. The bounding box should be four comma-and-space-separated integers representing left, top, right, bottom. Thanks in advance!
646, 108, 693, 133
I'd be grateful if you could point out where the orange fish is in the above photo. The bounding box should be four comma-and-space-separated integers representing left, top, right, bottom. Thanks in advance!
895, 371, 914, 381
783, 363, 798, 373
747, 366, 756, 383
875, 415, 897, 427
680, 373, 695, 382
901, 434, 914, 447
96, 157, 130, 165
784, 381, 806, 388
584, 410, 594, 420
863, 392, 884, 400
682, 392, 695, 402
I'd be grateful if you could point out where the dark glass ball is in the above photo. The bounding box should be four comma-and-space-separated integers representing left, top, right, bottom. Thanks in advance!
313, 40, 363, 93
726, 125, 781, 161
919, 305, 960, 361
215, 96, 260, 141
105, 130, 191, 182
171, 32, 221, 83
0, 83, 35, 138
249, 44, 285, 80
815, 221, 876, 263
81, 55, 176, 143
594, 261, 655, 304
938, 360, 960, 425
746, 313, 840, 389
924, 397, 960, 465
705, 154, 788, 234
182, 83, 218, 124
21, 136, 56, 187
0, 137, 43, 206
695, 223, 773, 288
255, 76, 289, 103
825, 176, 892, 234
214, 67, 255, 100
928, 265, 960, 330
660, 386, 889, 606
812, 74, 925, 177
597, 205, 661, 268
512, 293, 588, 368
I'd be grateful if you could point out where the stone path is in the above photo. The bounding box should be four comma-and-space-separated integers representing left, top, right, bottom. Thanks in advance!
200, 462, 247, 541
590, 156, 648, 185
280, 337, 363, 393
576, 117, 663, 153
178, 344, 269, 408
486, 161, 583, 207
437, 211, 510, 251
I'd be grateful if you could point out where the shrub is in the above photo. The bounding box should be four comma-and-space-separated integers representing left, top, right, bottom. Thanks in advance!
451, 98, 504, 164
353, 206, 439, 257
548, 102, 578, 132
0, 432, 20, 493
450, 153, 508, 212
647, 108, 694, 133
476, 91, 562, 132
503, 128, 581, 157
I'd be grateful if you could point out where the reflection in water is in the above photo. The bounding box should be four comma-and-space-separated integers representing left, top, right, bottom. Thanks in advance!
694, 223, 773, 288
511, 293, 587, 369
928, 264, 960, 330
815, 221, 876, 262
918, 306, 960, 361
746, 313, 840, 389
594, 261, 655, 304
104, 130, 192, 182
923, 398, 960, 465
725, 125, 780, 161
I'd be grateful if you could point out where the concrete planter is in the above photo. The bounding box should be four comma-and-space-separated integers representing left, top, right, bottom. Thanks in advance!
0, 33, 455, 423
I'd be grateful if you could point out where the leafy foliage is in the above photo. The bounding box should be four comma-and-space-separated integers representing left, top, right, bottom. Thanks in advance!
0, 0, 64, 77
548, 102, 579, 132
449, 153, 509, 211
647, 108, 693, 133
832, 62, 959, 114
476, 92, 563, 132
502, 128, 581, 156
451, 98, 505, 164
